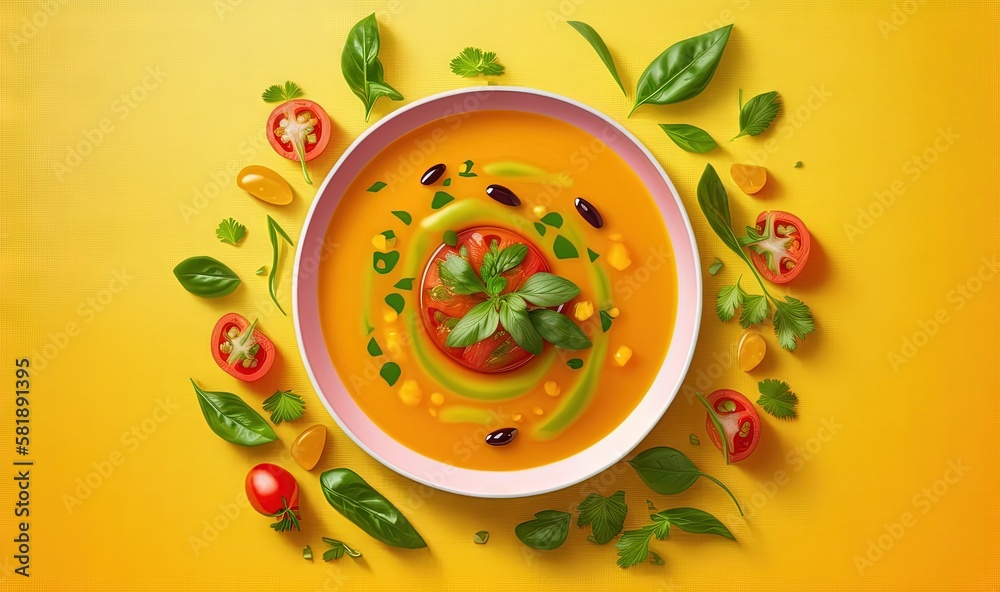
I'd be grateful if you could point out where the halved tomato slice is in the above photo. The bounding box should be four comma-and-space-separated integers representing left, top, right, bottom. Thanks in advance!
211, 313, 275, 382
702, 389, 761, 463
743, 210, 811, 284
266, 99, 331, 184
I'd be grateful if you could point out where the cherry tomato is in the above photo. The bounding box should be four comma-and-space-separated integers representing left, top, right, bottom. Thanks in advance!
419, 227, 550, 373
211, 313, 275, 382
746, 210, 811, 284
704, 389, 761, 463
245, 463, 300, 532
266, 99, 331, 185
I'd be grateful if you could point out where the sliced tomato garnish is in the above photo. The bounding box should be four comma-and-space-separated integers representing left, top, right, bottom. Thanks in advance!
702, 389, 761, 463
266, 99, 331, 184
419, 227, 551, 373
743, 210, 811, 284
211, 313, 275, 382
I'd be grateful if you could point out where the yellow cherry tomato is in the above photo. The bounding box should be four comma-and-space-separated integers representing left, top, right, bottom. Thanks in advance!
737, 329, 766, 372
290, 424, 326, 470
730, 163, 768, 195
237, 165, 293, 205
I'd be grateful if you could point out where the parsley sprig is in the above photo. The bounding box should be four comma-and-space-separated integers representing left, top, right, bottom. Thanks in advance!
615, 508, 734, 568
756, 379, 798, 419
261, 81, 303, 103
262, 389, 305, 424
450, 47, 505, 77
215, 217, 246, 245
440, 240, 591, 353
698, 164, 814, 350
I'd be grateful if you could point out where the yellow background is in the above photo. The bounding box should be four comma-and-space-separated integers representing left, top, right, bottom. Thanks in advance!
2, 0, 998, 589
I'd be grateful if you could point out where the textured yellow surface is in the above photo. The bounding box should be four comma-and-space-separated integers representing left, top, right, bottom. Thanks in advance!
1, 1, 998, 589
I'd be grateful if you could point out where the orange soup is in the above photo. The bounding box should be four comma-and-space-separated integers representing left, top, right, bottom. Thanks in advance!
318, 110, 676, 470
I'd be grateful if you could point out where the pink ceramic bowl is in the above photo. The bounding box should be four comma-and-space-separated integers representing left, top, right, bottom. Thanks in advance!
293, 87, 701, 498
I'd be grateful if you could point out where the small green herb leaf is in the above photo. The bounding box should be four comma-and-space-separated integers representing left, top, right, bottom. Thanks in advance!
458, 160, 477, 177
587, 248, 600, 262
655, 508, 735, 540
529, 309, 591, 350
494, 244, 528, 275
649, 551, 665, 566
659, 124, 717, 153
443, 230, 458, 246
600, 309, 614, 332
739, 293, 769, 328
772, 295, 814, 351
500, 297, 543, 355
689, 434, 700, 445
261, 81, 303, 103
391, 210, 412, 225
517, 272, 581, 306
794, 161, 803, 168
450, 47, 505, 77
515, 510, 571, 551
757, 379, 799, 419
373, 251, 400, 274
540, 212, 563, 228
446, 300, 499, 347
615, 526, 655, 568
303, 545, 313, 561
486, 276, 508, 296
438, 253, 487, 295
576, 490, 627, 544
567, 358, 584, 370
342, 14, 403, 121
431, 191, 454, 209
367, 337, 382, 356
716, 280, 746, 322
255, 266, 266, 276
733, 90, 781, 140
534, 222, 547, 236
321, 538, 361, 561
443, 177, 452, 186
266, 216, 294, 315
567, 21, 626, 96
473, 531, 489, 544
553, 235, 579, 259
262, 390, 306, 424
367, 181, 387, 192
191, 379, 277, 446
379, 362, 401, 386
708, 258, 724, 275
394, 278, 414, 290
216, 217, 246, 245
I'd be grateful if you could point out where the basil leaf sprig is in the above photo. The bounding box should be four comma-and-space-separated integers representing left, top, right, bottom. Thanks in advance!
697, 164, 814, 350
266, 215, 294, 316
341, 13, 403, 122
577, 491, 628, 544
173, 256, 241, 298
515, 510, 572, 550
567, 21, 626, 96
441, 241, 591, 354
630, 24, 733, 115
628, 446, 743, 515
191, 379, 277, 446
319, 468, 426, 549
615, 507, 734, 569
733, 89, 781, 140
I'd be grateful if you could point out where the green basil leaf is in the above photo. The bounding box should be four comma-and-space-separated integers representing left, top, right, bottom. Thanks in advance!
659, 124, 717, 153
515, 510, 571, 551
628, 446, 742, 515
528, 309, 591, 350
500, 297, 543, 355
567, 21, 626, 96
321, 537, 362, 561
494, 244, 528, 275
734, 90, 780, 140
341, 13, 404, 122
486, 276, 507, 296
517, 272, 581, 306
576, 491, 627, 544
173, 256, 241, 298
191, 379, 276, 446
631, 24, 733, 114
445, 300, 499, 348
319, 469, 426, 548
697, 165, 754, 267
615, 526, 655, 568
654, 508, 735, 540
267, 215, 295, 315
438, 253, 486, 295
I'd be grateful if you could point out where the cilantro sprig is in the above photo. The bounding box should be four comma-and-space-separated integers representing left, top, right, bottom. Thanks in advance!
440, 240, 591, 353
215, 217, 246, 245
261, 81, 304, 103
262, 389, 305, 424
615, 508, 734, 568
450, 47, 505, 77
698, 164, 814, 350
756, 379, 799, 419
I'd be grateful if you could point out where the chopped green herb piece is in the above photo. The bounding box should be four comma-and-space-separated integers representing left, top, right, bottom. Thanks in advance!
262, 390, 306, 424
586, 535, 599, 544
367, 337, 382, 356
255, 266, 266, 276
367, 181, 387, 193
458, 160, 477, 177
266, 216, 294, 316
443, 177, 452, 186
540, 212, 563, 228
649, 551, 665, 566
443, 230, 458, 247
689, 434, 700, 445
473, 531, 489, 544
576, 491, 627, 544
646, 499, 657, 511
451, 47, 505, 77
756, 379, 799, 419
385, 293, 405, 314
794, 161, 803, 168
322, 537, 361, 561
587, 248, 600, 262
567, 358, 584, 370
733, 90, 781, 140
600, 310, 614, 332
431, 191, 454, 209
381, 229, 395, 240
373, 251, 400, 274
216, 217, 246, 245
302, 545, 313, 560
262, 81, 303, 103
379, 362, 401, 386
391, 210, 412, 225
708, 258, 724, 275
553, 235, 579, 259
534, 222, 547, 236
394, 278, 414, 290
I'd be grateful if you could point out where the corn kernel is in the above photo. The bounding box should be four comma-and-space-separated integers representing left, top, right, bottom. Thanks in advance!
532, 205, 548, 218
544, 381, 561, 397
430, 392, 445, 406
607, 307, 620, 318
737, 330, 766, 372
573, 301, 594, 321
607, 242, 632, 271
428, 408, 438, 418
398, 380, 422, 406
532, 406, 544, 416
371, 233, 396, 251
512, 413, 523, 423
383, 308, 398, 323
613, 345, 633, 366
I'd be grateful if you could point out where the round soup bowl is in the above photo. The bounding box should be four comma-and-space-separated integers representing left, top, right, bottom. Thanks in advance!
294, 87, 701, 498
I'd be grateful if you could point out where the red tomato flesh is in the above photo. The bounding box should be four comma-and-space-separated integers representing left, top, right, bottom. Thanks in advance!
419, 227, 551, 373
245, 463, 300, 532
747, 210, 811, 284
210, 313, 275, 382
705, 389, 761, 463
266, 99, 331, 162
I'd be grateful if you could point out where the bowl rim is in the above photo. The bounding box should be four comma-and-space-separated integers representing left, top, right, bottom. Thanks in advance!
293, 86, 702, 498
